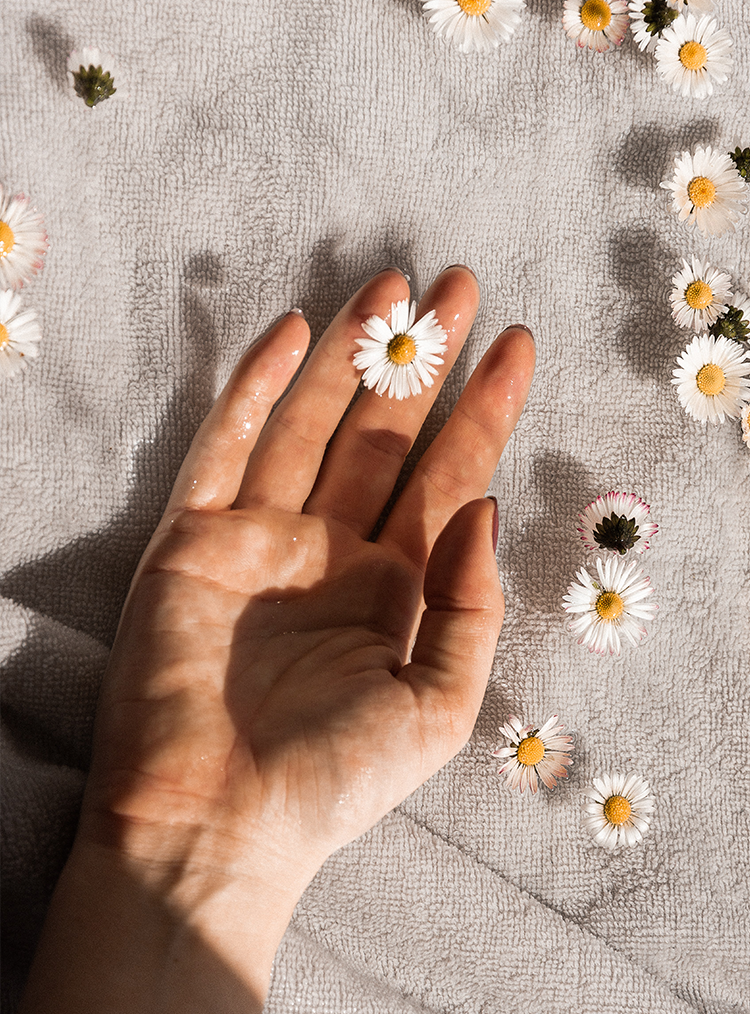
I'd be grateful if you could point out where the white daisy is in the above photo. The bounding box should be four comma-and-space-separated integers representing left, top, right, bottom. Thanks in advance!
0, 289, 42, 378
670, 256, 732, 332
582, 772, 654, 850
563, 556, 657, 656
709, 295, 750, 345
740, 402, 750, 448
654, 14, 732, 99
353, 299, 448, 401
577, 492, 658, 556
421, 0, 525, 53
660, 145, 748, 237
628, 0, 678, 52
672, 333, 750, 424
491, 715, 573, 794
68, 47, 118, 107
563, 0, 629, 51
0, 184, 48, 290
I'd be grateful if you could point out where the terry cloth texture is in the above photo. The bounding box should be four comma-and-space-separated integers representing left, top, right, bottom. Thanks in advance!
2, 1, 749, 1011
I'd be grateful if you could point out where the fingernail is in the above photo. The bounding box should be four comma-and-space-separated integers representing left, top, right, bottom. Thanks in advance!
503, 323, 535, 341
376, 265, 406, 277
442, 263, 477, 278
288, 307, 305, 317
487, 496, 499, 551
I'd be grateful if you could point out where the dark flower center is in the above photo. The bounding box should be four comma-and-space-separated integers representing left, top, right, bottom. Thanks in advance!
709, 305, 750, 344
729, 146, 750, 181
641, 0, 678, 36
593, 513, 640, 555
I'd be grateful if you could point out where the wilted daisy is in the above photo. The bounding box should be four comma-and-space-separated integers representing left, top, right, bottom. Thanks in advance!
353, 299, 448, 401
563, 556, 657, 656
729, 146, 750, 182
660, 145, 747, 237
0, 289, 42, 378
654, 14, 732, 99
672, 333, 750, 424
68, 47, 118, 107
670, 256, 732, 332
709, 296, 750, 344
741, 402, 750, 448
0, 184, 48, 290
421, 0, 525, 53
577, 492, 658, 556
628, 0, 678, 52
491, 715, 573, 794
582, 772, 654, 850
563, 0, 629, 51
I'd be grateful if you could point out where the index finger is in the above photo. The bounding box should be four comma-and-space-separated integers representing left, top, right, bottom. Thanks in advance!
164, 312, 311, 513
378, 326, 535, 571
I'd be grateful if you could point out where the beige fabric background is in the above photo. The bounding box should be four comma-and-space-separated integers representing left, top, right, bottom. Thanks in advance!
1, 1, 749, 1011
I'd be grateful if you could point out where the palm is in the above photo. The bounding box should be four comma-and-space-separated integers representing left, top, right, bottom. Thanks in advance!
97, 506, 441, 854
85, 268, 534, 865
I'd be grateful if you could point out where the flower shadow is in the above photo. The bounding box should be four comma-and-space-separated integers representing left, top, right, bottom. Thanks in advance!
25, 15, 75, 94
608, 223, 682, 380
503, 450, 598, 616
611, 118, 720, 191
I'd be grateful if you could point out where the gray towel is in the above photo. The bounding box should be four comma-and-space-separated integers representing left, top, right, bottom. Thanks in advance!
2, 1, 749, 1010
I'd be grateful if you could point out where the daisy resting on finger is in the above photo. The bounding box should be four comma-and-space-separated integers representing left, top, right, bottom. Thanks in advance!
353, 298, 448, 400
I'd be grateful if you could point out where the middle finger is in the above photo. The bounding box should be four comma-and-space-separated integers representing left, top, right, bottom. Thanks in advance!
303, 266, 480, 536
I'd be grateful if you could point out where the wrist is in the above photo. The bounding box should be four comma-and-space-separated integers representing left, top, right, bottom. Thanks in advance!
21, 817, 322, 1014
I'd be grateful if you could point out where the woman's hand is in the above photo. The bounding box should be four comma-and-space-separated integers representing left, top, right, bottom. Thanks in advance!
21, 266, 534, 1013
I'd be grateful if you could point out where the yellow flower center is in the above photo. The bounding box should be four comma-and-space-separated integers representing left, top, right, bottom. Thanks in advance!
457, 0, 492, 14
687, 175, 716, 208
516, 735, 545, 767
0, 322, 8, 347
387, 334, 417, 366
696, 363, 726, 396
685, 279, 713, 310
580, 0, 612, 31
679, 40, 708, 71
595, 591, 624, 621
0, 220, 16, 258
604, 794, 631, 826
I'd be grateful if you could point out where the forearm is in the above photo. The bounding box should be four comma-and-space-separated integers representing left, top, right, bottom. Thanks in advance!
19, 831, 316, 1014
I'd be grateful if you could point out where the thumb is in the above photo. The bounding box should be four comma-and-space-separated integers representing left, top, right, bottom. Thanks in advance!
401, 497, 505, 752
